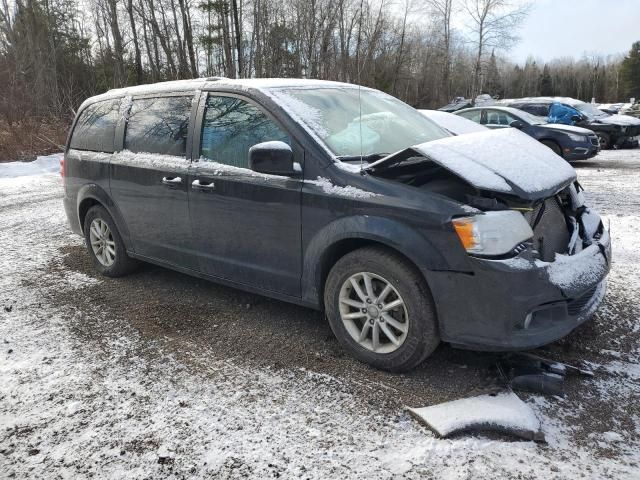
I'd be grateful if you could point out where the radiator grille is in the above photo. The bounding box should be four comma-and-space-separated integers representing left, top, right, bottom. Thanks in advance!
523, 197, 570, 262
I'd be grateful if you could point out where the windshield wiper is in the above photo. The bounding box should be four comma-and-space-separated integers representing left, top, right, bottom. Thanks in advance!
337, 153, 390, 163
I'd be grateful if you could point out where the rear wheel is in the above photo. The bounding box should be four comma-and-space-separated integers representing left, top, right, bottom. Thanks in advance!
324, 246, 439, 372
83, 205, 138, 277
541, 140, 562, 157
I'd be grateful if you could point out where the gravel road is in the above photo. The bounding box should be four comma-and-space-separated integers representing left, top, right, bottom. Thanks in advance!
1, 149, 639, 478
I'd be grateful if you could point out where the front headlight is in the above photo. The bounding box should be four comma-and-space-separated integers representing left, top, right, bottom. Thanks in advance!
567, 133, 588, 142
452, 211, 533, 256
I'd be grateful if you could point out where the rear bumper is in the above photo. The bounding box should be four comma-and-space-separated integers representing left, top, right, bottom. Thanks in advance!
429, 221, 611, 351
63, 194, 83, 235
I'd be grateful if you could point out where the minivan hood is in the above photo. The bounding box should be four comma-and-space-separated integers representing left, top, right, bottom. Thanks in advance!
366, 128, 576, 201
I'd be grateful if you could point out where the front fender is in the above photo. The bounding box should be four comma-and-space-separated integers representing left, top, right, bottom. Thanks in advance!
77, 183, 133, 250
302, 215, 465, 307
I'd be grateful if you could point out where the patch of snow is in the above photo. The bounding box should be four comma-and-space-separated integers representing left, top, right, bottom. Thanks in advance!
540, 243, 608, 293
419, 110, 488, 135
306, 177, 380, 199
112, 150, 189, 172
265, 89, 330, 140
249, 140, 291, 151
408, 391, 542, 440
0, 153, 63, 178
602, 431, 624, 443
598, 114, 640, 126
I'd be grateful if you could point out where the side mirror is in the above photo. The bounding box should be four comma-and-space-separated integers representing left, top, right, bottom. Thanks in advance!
249, 141, 295, 176
510, 120, 525, 129
571, 115, 582, 122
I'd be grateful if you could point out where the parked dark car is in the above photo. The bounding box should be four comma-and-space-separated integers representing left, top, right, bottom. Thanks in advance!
501, 97, 640, 149
63, 79, 611, 372
455, 106, 600, 160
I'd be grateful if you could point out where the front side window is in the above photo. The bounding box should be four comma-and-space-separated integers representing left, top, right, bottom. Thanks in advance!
70, 99, 120, 152
200, 95, 290, 168
486, 110, 518, 126
124, 96, 192, 156
458, 110, 482, 123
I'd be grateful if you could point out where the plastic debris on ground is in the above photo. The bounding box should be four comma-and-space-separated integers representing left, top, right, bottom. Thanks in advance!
407, 391, 545, 442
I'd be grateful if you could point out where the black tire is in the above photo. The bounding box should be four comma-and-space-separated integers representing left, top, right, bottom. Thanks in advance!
596, 133, 611, 150
541, 140, 563, 157
324, 246, 440, 372
83, 205, 138, 277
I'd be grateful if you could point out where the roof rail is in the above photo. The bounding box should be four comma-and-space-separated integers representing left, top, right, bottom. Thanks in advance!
205, 76, 228, 81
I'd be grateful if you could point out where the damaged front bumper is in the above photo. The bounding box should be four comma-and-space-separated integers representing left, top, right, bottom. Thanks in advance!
428, 218, 611, 351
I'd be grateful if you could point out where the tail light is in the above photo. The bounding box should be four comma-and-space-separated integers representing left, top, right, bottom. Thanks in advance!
60, 155, 65, 177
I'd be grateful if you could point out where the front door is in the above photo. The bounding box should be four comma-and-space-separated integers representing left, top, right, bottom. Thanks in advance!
188, 93, 303, 296
109, 94, 198, 269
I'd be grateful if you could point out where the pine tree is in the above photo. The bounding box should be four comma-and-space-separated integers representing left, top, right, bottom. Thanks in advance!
620, 41, 640, 100
539, 64, 553, 96
484, 50, 502, 97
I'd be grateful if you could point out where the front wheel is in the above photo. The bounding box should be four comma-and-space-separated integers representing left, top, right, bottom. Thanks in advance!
324, 246, 440, 372
596, 133, 611, 149
541, 140, 563, 157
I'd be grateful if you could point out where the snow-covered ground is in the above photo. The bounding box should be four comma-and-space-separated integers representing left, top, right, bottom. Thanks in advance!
1, 150, 639, 479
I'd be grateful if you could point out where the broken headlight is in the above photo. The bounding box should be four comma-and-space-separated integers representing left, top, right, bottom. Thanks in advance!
452, 211, 533, 257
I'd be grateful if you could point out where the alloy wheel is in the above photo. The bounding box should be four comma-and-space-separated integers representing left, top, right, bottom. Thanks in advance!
89, 218, 116, 267
338, 272, 409, 354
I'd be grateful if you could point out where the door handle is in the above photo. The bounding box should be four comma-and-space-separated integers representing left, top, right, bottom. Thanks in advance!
192, 179, 215, 191
162, 176, 182, 186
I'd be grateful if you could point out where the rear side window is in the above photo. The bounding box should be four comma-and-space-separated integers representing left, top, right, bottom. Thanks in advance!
520, 104, 549, 117
70, 100, 120, 152
200, 95, 290, 168
124, 96, 193, 156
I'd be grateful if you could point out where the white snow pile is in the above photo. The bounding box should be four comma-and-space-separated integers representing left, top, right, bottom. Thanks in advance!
407, 128, 576, 195
306, 177, 380, 199
0, 153, 63, 178
408, 391, 543, 440
419, 109, 488, 135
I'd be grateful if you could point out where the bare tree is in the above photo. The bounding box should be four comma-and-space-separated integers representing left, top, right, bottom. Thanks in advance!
465, 0, 529, 97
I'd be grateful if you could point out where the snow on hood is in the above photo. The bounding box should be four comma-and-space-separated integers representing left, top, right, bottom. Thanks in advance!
419, 110, 488, 135
596, 114, 640, 126
540, 123, 594, 135
367, 128, 576, 200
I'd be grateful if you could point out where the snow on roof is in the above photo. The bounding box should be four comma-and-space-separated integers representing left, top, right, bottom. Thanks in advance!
87, 78, 361, 104
419, 110, 488, 135
499, 96, 586, 106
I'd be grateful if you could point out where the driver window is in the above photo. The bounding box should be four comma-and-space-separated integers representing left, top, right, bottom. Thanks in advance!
200, 95, 290, 168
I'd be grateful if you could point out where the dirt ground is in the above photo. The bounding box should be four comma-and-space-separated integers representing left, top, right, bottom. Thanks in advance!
1, 149, 639, 479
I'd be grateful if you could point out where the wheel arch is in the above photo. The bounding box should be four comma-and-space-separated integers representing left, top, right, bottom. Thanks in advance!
301, 215, 452, 309
76, 184, 132, 249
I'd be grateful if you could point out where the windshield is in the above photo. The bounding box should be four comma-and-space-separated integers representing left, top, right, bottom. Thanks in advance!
269, 87, 450, 158
574, 102, 608, 119
514, 110, 547, 125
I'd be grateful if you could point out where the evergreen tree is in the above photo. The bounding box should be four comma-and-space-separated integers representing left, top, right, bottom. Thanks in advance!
484, 50, 502, 97
539, 64, 553, 96
620, 41, 640, 100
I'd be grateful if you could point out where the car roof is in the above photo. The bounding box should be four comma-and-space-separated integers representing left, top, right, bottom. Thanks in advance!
85, 78, 361, 104
499, 96, 586, 107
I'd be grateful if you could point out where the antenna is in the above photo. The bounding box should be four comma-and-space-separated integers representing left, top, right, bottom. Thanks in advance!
358, 81, 363, 174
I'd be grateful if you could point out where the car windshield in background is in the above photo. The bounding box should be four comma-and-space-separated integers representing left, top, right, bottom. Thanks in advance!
574, 102, 609, 119
516, 110, 547, 125
273, 87, 450, 159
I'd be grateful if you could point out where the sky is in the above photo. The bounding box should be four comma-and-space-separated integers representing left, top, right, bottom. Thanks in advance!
509, 0, 640, 63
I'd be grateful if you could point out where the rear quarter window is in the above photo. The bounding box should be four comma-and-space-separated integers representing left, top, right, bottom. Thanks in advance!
124, 96, 193, 156
69, 99, 121, 152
